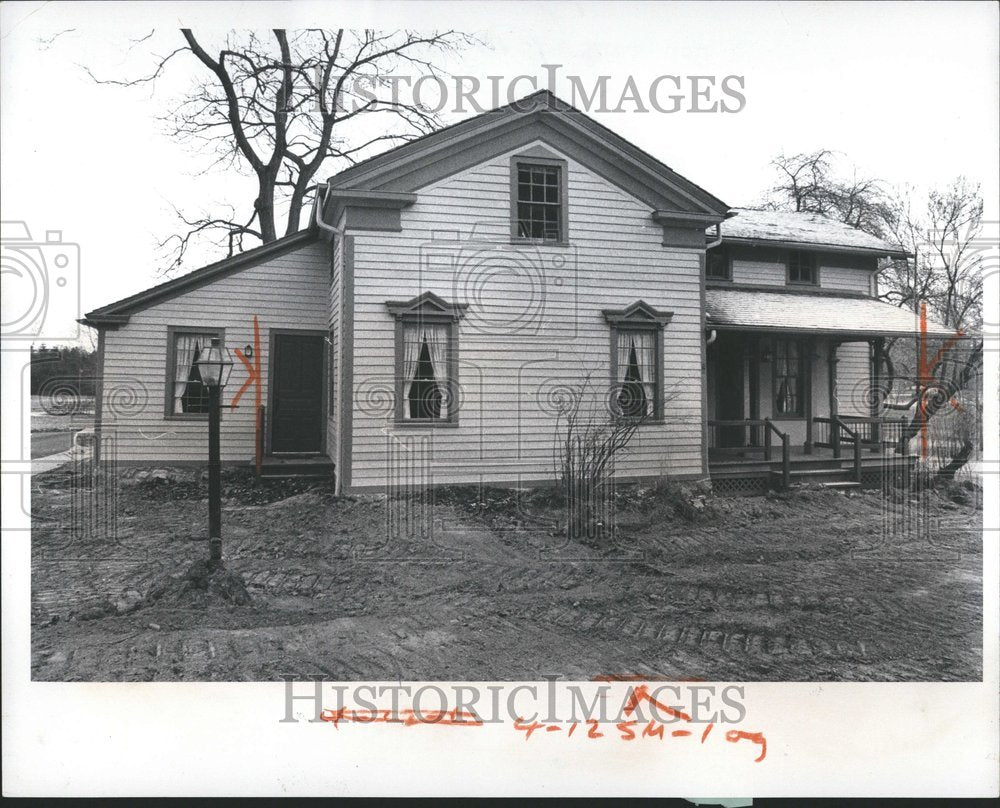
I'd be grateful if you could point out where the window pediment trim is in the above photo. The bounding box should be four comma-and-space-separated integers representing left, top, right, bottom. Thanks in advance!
602, 300, 674, 327
385, 291, 468, 321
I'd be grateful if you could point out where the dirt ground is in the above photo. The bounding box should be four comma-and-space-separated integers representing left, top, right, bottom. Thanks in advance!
30, 465, 983, 682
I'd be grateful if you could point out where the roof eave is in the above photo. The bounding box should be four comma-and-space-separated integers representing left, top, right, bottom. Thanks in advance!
707, 322, 957, 339
719, 235, 910, 259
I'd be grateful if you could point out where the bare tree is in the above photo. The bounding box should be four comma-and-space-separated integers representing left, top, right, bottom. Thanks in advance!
876, 179, 985, 470
765, 152, 986, 476
88, 29, 478, 273
764, 150, 894, 238
879, 177, 984, 331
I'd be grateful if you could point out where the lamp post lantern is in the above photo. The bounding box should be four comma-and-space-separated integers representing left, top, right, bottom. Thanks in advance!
195, 337, 234, 562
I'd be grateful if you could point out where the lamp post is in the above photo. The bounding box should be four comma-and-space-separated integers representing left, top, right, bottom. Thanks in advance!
195, 337, 234, 563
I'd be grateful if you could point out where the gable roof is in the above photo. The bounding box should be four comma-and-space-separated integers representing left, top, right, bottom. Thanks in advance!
82, 229, 318, 327
324, 90, 730, 223
714, 207, 908, 257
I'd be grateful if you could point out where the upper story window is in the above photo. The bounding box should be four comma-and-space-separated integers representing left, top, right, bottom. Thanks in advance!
386, 292, 468, 426
510, 152, 569, 244
165, 327, 223, 417
706, 247, 731, 281
787, 250, 818, 284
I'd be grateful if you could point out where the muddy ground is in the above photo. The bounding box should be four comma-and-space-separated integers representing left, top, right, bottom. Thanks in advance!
30, 466, 983, 681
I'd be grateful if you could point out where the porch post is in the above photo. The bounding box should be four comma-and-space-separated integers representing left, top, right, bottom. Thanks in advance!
828, 341, 839, 421
804, 337, 814, 454
871, 337, 884, 446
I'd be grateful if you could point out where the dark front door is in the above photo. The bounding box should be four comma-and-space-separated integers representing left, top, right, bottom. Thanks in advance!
715, 334, 745, 448
271, 333, 324, 454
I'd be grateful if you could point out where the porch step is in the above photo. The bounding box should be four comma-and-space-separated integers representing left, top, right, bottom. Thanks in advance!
818, 481, 862, 491
259, 456, 335, 480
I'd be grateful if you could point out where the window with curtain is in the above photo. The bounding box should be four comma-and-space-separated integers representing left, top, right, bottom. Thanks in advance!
614, 327, 658, 419
401, 322, 450, 421
603, 301, 671, 422
386, 292, 467, 425
773, 338, 804, 416
168, 330, 220, 415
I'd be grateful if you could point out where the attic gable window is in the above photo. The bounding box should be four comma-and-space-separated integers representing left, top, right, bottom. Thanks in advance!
165, 327, 223, 418
510, 153, 569, 244
602, 301, 673, 422
788, 250, 818, 284
386, 292, 468, 426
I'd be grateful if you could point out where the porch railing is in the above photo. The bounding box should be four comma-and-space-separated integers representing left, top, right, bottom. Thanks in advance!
708, 418, 791, 489
813, 417, 863, 482
813, 415, 909, 456
839, 415, 910, 454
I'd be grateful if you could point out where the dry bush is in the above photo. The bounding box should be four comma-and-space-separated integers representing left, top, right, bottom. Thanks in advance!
551, 377, 649, 542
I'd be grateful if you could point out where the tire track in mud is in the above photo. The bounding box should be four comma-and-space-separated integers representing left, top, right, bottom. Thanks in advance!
520, 603, 878, 662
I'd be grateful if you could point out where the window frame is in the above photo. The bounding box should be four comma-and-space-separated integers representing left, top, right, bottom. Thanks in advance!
786, 250, 819, 285
386, 293, 468, 428
770, 337, 806, 419
509, 154, 570, 246
163, 325, 226, 420
602, 301, 673, 424
705, 246, 732, 282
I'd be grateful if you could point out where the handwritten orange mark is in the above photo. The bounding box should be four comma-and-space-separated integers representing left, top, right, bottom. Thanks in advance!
917, 303, 965, 458
320, 707, 483, 728
625, 684, 766, 762
319, 684, 767, 763
622, 684, 692, 723
726, 729, 767, 763
229, 315, 262, 411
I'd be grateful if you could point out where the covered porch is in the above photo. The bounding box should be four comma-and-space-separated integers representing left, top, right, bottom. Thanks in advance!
705, 329, 910, 492
702, 288, 954, 493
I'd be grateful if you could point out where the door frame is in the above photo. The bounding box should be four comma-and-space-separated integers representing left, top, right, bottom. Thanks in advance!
266, 328, 329, 456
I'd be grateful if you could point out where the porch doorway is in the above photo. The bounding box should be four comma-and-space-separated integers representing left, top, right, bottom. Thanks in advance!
711, 332, 749, 448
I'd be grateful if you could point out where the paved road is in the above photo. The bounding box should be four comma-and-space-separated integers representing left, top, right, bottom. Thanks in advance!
31, 431, 73, 459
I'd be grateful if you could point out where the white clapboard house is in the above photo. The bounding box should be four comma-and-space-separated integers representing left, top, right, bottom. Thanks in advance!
82, 91, 951, 495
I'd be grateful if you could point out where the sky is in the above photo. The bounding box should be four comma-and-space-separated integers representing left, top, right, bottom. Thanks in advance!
1, 0, 997, 347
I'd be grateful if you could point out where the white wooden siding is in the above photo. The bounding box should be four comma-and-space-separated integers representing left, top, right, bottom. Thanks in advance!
731, 256, 874, 294
731, 257, 786, 286
834, 341, 872, 417
346, 141, 706, 489
100, 241, 331, 462
820, 263, 873, 294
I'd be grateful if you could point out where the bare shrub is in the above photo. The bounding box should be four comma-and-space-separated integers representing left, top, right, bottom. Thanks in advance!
552, 376, 649, 542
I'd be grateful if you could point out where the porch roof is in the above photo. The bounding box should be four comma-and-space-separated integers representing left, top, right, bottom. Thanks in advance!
705, 288, 956, 338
